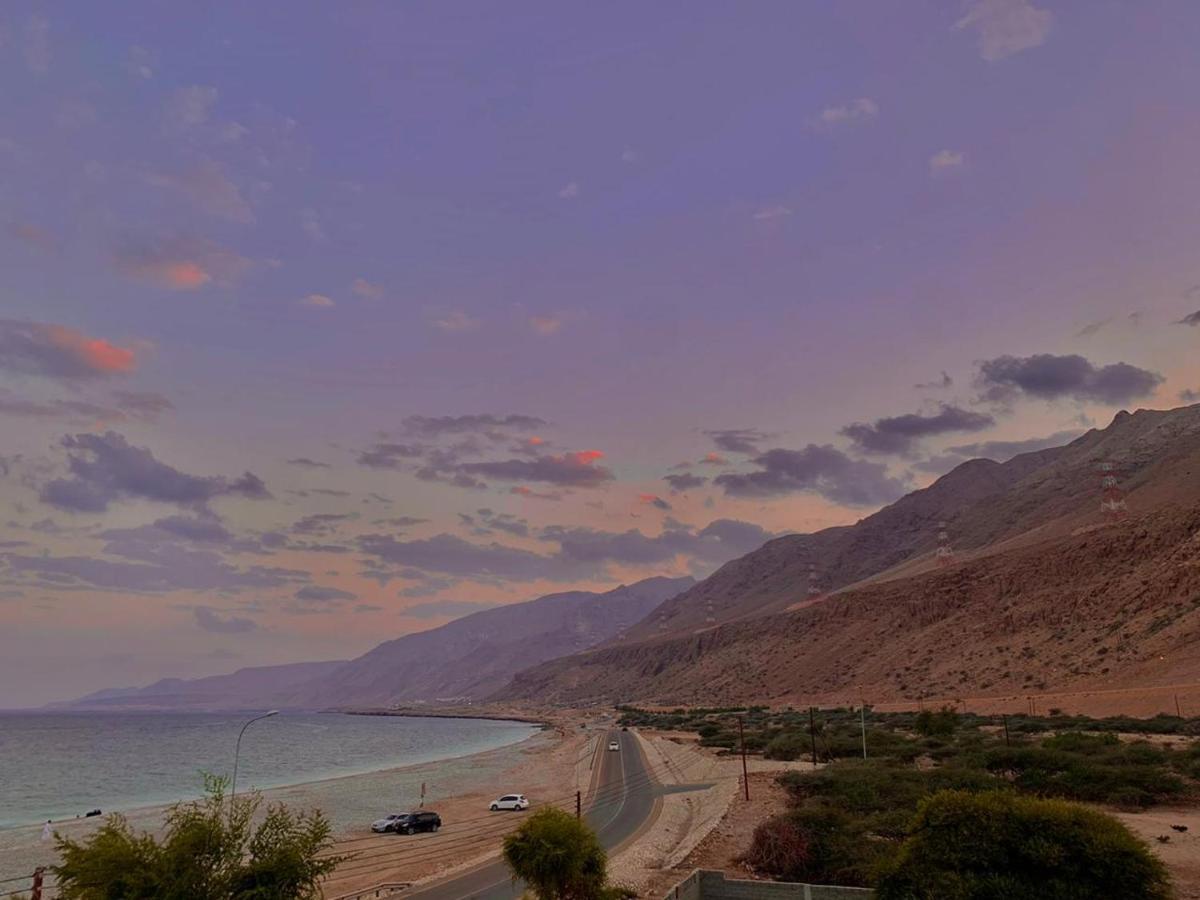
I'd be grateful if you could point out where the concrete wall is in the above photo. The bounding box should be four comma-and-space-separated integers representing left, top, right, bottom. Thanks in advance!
664, 869, 874, 900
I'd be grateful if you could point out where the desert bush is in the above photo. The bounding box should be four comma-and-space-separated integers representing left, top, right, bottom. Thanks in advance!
875, 790, 1172, 899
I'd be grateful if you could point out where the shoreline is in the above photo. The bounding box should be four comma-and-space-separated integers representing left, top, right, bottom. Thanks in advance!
0, 721, 549, 885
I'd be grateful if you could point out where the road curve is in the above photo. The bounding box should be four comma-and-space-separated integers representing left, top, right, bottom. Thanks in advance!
396, 728, 655, 900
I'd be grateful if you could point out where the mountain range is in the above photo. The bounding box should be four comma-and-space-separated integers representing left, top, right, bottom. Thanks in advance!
59, 576, 693, 710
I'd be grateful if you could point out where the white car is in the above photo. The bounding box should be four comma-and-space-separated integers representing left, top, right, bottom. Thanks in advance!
489, 794, 529, 811
608, 740, 620, 751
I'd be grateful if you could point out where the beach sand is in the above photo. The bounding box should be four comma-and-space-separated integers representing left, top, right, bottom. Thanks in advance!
0, 720, 583, 896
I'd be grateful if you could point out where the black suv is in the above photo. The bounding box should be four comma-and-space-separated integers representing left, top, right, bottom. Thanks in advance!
389, 811, 440, 835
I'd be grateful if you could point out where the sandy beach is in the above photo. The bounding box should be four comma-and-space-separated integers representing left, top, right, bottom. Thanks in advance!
0, 720, 575, 895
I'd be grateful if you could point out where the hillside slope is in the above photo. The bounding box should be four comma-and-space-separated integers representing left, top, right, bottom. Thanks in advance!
618, 404, 1200, 642
502, 404, 1200, 705
280, 575, 693, 708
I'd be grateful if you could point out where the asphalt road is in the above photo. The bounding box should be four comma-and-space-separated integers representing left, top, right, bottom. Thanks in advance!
398, 728, 654, 900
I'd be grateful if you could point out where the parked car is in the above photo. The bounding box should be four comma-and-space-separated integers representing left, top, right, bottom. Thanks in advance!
371, 811, 441, 834
489, 794, 530, 811
608, 740, 620, 751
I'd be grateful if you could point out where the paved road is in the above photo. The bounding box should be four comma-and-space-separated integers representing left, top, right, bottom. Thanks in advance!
398, 728, 655, 900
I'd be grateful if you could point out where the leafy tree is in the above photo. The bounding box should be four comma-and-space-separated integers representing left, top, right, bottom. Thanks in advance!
501, 807, 631, 900
53, 774, 344, 900
913, 707, 958, 738
875, 790, 1172, 899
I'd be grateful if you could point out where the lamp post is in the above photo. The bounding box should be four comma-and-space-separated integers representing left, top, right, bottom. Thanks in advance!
230, 710, 279, 815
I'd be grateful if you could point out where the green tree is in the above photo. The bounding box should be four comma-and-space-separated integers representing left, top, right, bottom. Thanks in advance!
501, 807, 630, 900
53, 774, 344, 900
875, 790, 1172, 899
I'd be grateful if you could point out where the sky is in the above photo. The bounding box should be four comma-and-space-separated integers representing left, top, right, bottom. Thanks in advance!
3, 1, 1200, 706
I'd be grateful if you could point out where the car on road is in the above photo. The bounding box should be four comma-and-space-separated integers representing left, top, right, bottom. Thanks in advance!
489, 794, 529, 811
371, 811, 442, 834
608, 740, 620, 751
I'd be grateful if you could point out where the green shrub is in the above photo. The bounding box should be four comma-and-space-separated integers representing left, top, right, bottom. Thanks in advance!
502, 807, 631, 900
875, 790, 1172, 899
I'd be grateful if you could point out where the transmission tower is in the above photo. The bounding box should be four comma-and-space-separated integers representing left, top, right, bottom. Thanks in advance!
705, 597, 716, 626
936, 520, 954, 567
807, 562, 824, 601
1098, 461, 1128, 522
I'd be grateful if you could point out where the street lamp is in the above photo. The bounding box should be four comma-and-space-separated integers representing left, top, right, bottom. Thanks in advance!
230, 710, 279, 813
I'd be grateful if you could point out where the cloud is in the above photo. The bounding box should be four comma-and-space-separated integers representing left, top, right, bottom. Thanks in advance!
125, 46, 156, 79
359, 533, 586, 582
841, 404, 996, 456
814, 98, 878, 129
704, 429, 771, 455
403, 599, 502, 619
0, 390, 169, 426
356, 442, 427, 470
286, 457, 331, 469
509, 486, 563, 501
663, 473, 707, 493
288, 584, 357, 613
291, 513, 356, 536
529, 314, 563, 335
699, 452, 730, 466
638, 494, 672, 511
915, 428, 1084, 474
1180, 389, 1200, 404
431, 311, 481, 332
558, 182, 580, 200
1176, 311, 1200, 327
373, 516, 428, 528
194, 606, 258, 634
403, 413, 547, 437
111, 391, 174, 422
915, 371, 954, 390
466, 509, 530, 538
458, 450, 613, 487
929, 149, 966, 173
164, 86, 218, 131
0, 319, 136, 380
1075, 319, 1110, 339
543, 517, 777, 568
144, 160, 255, 223
752, 206, 792, 221
23, 16, 50, 75
352, 278, 384, 300
621, 149, 638, 164
299, 293, 335, 308
714, 445, 908, 506
10, 222, 56, 250
40, 431, 270, 513
113, 236, 250, 290
975, 353, 1164, 405
955, 0, 1052, 61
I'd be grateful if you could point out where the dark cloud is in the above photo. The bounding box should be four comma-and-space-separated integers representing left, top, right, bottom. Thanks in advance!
457, 450, 613, 487
2, 549, 302, 593
294, 585, 357, 602
509, 486, 564, 501
914, 371, 954, 390
291, 513, 356, 536
914, 429, 1084, 475
0, 319, 136, 380
703, 429, 771, 455
356, 442, 426, 470
975, 353, 1164, 405
0, 389, 173, 425
373, 516, 428, 528
39, 431, 270, 513
714, 445, 907, 506
840, 404, 995, 456
541, 518, 777, 567
1180, 389, 1200, 404
404, 599, 502, 619
194, 606, 257, 634
639, 494, 672, 511
401, 414, 546, 437
286, 457, 331, 469
354, 604, 383, 614
471, 509, 530, 537
396, 571, 459, 598
111, 391, 174, 421
358, 533, 585, 582
664, 473, 707, 493
1175, 311, 1200, 327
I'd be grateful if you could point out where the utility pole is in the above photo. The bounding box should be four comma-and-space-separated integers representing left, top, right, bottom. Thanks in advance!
1176, 694, 1183, 718
808, 707, 818, 766
575, 790, 582, 820
860, 703, 867, 759
1002, 715, 1011, 747
737, 716, 750, 801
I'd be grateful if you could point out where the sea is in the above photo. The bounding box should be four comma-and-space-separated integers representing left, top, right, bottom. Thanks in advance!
0, 710, 538, 829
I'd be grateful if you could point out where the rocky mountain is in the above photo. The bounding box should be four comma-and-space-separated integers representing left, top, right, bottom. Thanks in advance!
58, 576, 693, 711
500, 404, 1200, 706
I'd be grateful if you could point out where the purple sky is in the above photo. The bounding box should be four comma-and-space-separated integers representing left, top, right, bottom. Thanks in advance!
3, 1, 1200, 706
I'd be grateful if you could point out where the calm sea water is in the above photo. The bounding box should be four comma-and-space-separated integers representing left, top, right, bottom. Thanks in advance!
0, 711, 537, 828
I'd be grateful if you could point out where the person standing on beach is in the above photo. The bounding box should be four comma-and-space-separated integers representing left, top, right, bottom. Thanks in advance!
42, 820, 52, 841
